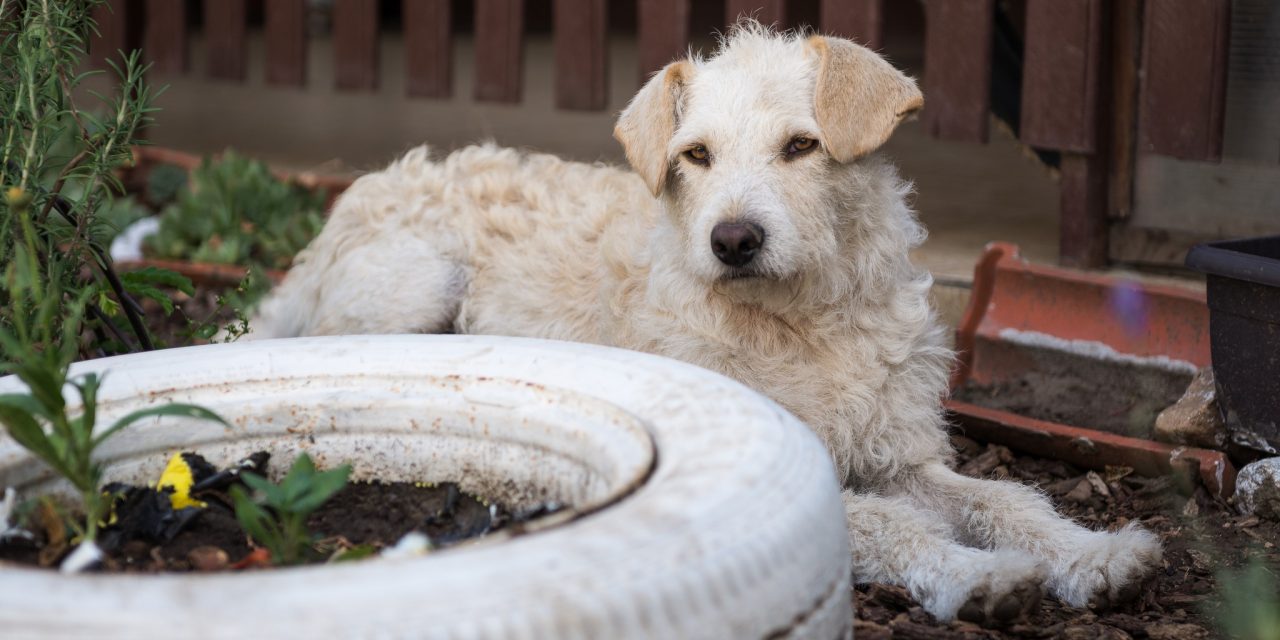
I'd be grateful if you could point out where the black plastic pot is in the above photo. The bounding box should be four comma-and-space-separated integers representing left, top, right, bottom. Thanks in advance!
1186, 236, 1280, 454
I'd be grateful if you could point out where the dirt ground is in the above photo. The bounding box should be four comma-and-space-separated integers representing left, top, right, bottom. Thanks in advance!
852, 436, 1280, 640
953, 346, 1194, 440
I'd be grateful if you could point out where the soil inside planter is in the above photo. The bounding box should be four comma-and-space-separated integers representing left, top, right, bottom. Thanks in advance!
853, 435, 1280, 639
1, 480, 559, 573
953, 342, 1193, 438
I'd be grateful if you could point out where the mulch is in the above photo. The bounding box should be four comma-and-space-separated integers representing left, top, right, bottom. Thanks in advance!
852, 436, 1280, 639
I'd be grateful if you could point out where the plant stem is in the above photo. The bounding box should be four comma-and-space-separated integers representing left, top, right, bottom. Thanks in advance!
86, 301, 136, 351
6, 160, 156, 352
36, 149, 88, 226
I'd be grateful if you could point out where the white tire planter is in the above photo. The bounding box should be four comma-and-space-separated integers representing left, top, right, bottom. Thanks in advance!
0, 335, 851, 639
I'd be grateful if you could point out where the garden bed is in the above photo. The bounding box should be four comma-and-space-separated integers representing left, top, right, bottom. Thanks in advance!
0, 475, 554, 572
853, 435, 1279, 640
952, 346, 1192, 440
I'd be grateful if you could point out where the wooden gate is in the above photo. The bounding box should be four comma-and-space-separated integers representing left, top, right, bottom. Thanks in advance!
89, 0, 1252, 269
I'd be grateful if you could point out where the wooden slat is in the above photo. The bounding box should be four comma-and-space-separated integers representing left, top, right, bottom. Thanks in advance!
1106, 0, 1144, 220
820, 0, 882, 49
475, 0, 525, 103
404, 0, 452, 98
637, 0, 689, 83
725, 0, 785, 28
265, 0, 307, 86
333, 0, 379, 91
554, 0, 608, 110
1139, 0, 1231, 161
90, 0, 141, 68
1219, 0, 1280, 163
1059, 153, 1110, 268
1021, 0, 1105, 153
144, 0, 188, 75
922, 0, 993, 143
205, 0, 247, 81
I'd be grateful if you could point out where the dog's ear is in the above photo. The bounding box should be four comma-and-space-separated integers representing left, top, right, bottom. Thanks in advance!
614, 60, 693, 196
808, 35, 923, 163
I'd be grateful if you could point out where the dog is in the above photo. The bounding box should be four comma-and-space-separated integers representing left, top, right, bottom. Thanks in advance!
251, 22, 1161, 625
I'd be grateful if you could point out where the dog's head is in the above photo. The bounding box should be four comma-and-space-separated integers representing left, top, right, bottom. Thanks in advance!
614, 22, 921, 288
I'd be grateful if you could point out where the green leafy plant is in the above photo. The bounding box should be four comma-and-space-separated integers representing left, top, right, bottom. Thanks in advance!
230, 453, 351, 566
1, 0, 188, 355
0, 235, 225, 542
145, 150, 325, 272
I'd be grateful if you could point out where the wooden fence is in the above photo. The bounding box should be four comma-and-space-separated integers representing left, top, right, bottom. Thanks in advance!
89, 0, 1237, 269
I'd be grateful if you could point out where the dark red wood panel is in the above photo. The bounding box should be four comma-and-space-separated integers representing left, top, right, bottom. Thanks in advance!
1139, 0, 1231, 161
404, 0, 452, 98
333, 0, 379, 91
554, 0, 608, 110
637, 0, 689, 83
475, 0, 525, 103
1107, 0, 1144, 219
265, 0, 307, 86
144, 0, 188, 75
90, 0, 142, 68
1021, 0, 1105, 153
922, 0, 992, 143
820, 0, 882, 49
1059, 153, 1110, 268
725, 0, 785, 28
205, 0, 247, 81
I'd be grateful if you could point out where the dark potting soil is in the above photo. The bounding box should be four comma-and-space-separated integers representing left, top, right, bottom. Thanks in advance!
853, 436, 1280, 640
2, 481, 551, 573
952, 344, 1193, 439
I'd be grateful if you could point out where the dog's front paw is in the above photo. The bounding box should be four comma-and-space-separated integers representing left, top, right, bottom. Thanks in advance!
1051, 524, 1163, 610
926, 551, 1047, 626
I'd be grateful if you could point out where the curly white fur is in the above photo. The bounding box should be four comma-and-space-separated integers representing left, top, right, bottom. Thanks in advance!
252, 22, 1161, 623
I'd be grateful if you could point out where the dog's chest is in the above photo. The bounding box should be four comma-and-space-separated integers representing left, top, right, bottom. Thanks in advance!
617, 310, 887, 429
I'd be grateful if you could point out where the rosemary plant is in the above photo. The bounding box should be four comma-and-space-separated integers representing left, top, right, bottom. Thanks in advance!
1, 0, 166, 357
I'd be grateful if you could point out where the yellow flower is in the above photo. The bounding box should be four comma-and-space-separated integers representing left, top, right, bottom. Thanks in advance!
157, 452, 208, 510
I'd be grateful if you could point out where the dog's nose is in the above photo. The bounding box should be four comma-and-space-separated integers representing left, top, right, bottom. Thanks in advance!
710, 222, 765, 268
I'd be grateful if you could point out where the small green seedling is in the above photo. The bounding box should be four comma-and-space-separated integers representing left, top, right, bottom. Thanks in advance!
230, 453, 351, 566
0, 252, 226, 543
0, 369, 224, 543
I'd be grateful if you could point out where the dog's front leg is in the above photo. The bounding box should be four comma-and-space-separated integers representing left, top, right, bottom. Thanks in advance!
908, 462, 1162, 610
843, 490, 1046, 625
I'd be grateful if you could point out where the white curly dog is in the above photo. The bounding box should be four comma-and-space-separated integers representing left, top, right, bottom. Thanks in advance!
252, 22, 1161, 624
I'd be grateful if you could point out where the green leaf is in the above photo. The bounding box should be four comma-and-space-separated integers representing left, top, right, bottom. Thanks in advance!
291, 465, 351, 514
0, 393, 54, 422
9, 363, 66, 418
230, 485, 278, 550
121, 281, 174, 315
70, 373, 102, 454
92, 403, 227, 448
120, 266, 195, 297
241, 471, 286, 507
280, 453, 317, 506
0, 402, 62, 471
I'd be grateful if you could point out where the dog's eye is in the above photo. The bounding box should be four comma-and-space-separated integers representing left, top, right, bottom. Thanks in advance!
683, 145, 710, 166
785, 137, 818, 158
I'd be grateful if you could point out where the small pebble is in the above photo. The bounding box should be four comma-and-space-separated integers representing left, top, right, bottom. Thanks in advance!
187, 545, 229, 571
